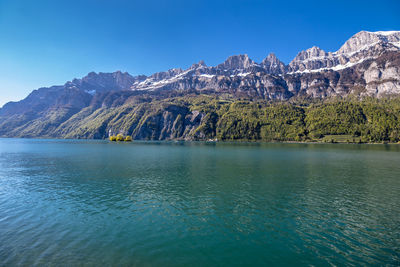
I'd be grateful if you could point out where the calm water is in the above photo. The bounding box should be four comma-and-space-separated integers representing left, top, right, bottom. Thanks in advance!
0, 139, 399, 266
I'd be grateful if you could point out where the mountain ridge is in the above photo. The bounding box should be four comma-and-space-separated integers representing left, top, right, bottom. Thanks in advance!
1, 30, 400, 141
2, 30, 399, 107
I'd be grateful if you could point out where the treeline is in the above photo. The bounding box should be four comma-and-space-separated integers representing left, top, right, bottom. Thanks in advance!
7, 92, 398, 143
178, 95, 400, 143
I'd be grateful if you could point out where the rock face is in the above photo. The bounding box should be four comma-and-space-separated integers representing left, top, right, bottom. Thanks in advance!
0, 71, 137, 117
338, 31, 400, 54
125, 31, 400, 98
289, 31, 400, 73
216, 54, 257, 72
130, 106, 206, 140
0, 30, 399, 139
69, 71, 139, 93
289, 46, 338, 72
260, 53, 287, 75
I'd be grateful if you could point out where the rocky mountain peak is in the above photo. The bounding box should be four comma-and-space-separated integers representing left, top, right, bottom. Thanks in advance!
288, 46, 332, 72
292, 46, 328, 62
68, 71, 136, 93
288, 31, 400, 73
190, 60, 207, 69
261, 53, 287, 74
2, 29, 400, 125
217, 54, 255, 70
338, 30, 400, 55
264, 53, 278, 61
149, 68, 184, 81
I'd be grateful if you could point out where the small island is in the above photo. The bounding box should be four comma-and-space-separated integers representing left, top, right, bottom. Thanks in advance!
109, 134, 132, 142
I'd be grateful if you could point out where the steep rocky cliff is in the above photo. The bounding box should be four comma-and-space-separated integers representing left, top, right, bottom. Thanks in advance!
0, 30, 399, 140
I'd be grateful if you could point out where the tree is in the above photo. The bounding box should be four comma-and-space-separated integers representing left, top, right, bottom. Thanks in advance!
116, 134, 124, 141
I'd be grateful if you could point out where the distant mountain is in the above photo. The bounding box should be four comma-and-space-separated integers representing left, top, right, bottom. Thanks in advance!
128, 31, 400, 98
0, 30, 399, 140
288, 31, 400, 72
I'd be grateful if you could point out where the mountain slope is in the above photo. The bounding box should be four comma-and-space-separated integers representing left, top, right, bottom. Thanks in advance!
0, 30, 400, 141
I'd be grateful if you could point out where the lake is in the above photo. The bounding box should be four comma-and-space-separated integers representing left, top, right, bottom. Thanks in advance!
0, 139, 399, 266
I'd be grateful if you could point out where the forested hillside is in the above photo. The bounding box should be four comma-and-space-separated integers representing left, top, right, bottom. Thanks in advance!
2, 93, 399, 143
1, 30, 400, 142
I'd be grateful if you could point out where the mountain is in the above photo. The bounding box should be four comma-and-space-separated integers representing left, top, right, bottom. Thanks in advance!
0, 71, 138, 116
0, 30, 400, 141
260, 53, 287, 75
128, 31, 400, 98
289, 31, 400, 72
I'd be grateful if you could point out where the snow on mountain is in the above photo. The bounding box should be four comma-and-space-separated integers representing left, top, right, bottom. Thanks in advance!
289, 30, 400, 73
128, 31, 399, 91
1, 30, 399, 126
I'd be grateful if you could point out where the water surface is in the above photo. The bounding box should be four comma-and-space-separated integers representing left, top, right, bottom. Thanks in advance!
0, 139, 399, 266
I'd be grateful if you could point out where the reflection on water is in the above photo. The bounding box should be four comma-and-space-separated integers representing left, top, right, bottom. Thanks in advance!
0, 139, 399, 265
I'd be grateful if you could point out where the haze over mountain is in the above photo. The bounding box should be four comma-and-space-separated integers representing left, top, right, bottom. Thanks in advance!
0, 31, 400, 140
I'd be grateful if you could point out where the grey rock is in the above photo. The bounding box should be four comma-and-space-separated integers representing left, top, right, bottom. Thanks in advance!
1, 30, 400, 139
260, 53, 287, 75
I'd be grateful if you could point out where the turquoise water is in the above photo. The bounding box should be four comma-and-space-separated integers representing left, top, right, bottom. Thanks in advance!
0, 139, 399, 266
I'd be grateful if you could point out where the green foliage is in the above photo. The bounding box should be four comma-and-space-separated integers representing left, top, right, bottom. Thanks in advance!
69, 96, 400, 143
108, 134, 132, 142
301, 97, 400, 143
116, 134, 125, 141
2, 92, 399, 143
200, 96, 400, 143
305, 101, 366, 136
322, 135, 360, 143
212, 102, 306, 141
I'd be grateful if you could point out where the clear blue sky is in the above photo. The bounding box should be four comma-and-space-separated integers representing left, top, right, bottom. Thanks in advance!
0, 0, 399, 106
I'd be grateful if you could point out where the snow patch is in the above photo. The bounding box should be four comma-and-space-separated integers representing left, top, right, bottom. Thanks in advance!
288, 57, 373, 74
237, 72, 251, 77
131, 69, 193, 90
371, 31, 400, 36
393, 42, 400, 49
86, 89, 96, 95
198, 74, 215, 78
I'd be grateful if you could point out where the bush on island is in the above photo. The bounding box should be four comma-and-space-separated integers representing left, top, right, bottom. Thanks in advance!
109, 134, 132, 142
116, 134, 124, 141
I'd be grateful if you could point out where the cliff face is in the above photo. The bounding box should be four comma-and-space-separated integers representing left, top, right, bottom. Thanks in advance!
128, 51, 400, 99
127, 31, 400, 98
0, 30, 400, 140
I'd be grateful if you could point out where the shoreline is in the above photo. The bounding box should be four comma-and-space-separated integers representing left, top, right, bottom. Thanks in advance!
0, 136, 399, 145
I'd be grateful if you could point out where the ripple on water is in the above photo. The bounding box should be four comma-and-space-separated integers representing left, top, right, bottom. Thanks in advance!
0, 140, 400, 266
